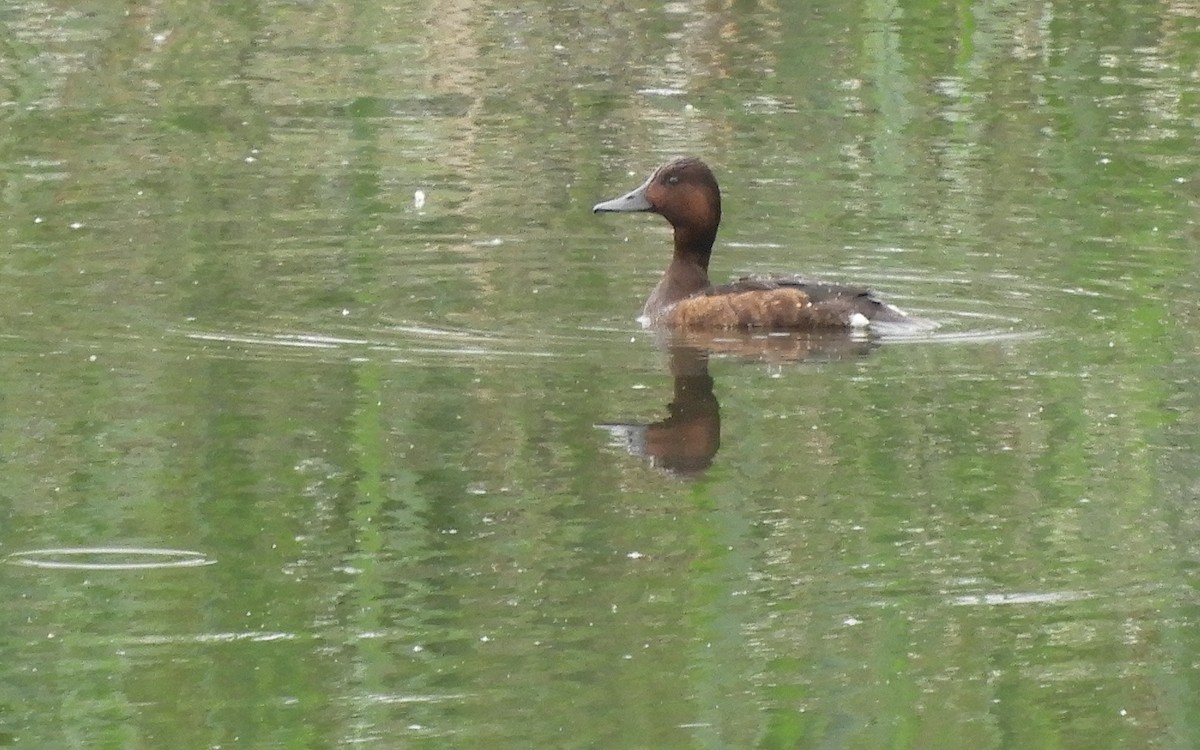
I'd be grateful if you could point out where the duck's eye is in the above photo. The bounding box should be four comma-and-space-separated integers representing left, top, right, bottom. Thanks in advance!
667, 175, 680, 185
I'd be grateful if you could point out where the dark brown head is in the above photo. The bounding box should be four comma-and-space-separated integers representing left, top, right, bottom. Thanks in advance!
593, 157, 723, 260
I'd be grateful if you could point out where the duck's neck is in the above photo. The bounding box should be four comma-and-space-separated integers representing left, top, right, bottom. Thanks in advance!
642, 228, 716, 319
673, 224, 716, 274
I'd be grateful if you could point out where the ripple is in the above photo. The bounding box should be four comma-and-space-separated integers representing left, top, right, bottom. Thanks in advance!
175, 321, 569, 366
951, 590, 1092, 606
7, 547, 215, 571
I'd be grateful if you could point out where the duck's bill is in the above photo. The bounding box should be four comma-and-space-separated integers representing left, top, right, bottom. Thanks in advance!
592, 177, 653, 213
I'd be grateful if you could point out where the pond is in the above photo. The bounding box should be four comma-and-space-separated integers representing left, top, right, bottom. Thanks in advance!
1, 0, 1198, 747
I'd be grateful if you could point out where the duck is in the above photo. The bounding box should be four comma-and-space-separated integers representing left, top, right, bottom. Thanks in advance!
593, 157, 915, 330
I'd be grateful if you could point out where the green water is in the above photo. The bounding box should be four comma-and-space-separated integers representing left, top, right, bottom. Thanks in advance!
1, 0, 1198, 747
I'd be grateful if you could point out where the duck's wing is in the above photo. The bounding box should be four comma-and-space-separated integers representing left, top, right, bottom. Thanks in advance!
709, 274, 911, 324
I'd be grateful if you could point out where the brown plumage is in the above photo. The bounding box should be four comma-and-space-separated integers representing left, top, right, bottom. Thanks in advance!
593, 157, 918, 331
667, 288, 830, 329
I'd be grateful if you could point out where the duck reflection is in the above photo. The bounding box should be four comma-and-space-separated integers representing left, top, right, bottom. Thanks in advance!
598, 332, 877, 478
598, 344, 720, 478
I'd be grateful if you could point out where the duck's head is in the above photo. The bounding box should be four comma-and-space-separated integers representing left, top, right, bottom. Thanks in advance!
593, 157, 722, 243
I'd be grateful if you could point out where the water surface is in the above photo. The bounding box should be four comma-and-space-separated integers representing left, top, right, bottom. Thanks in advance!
1, 1, 1198, 747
